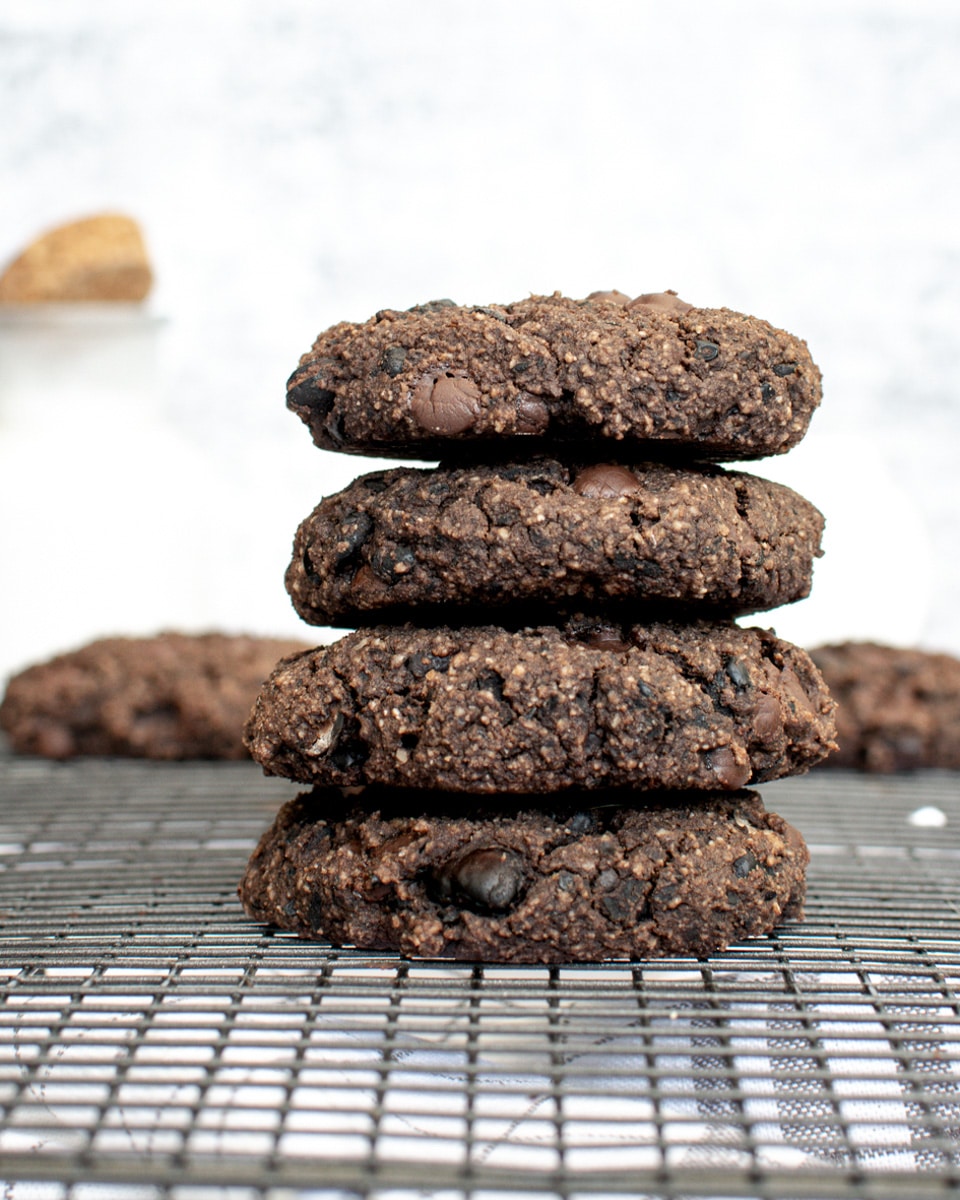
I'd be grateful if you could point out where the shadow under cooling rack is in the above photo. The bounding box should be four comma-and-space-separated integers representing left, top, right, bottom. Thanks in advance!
1, 751, 960, 1200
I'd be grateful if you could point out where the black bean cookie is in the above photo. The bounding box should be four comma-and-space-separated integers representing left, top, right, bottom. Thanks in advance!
0, 632, 310, 760
245, 619, 836, 793
286, 291, 821, 461
810, 641, 960, 772
238, 787, 809, 962
287, 457, 824, 626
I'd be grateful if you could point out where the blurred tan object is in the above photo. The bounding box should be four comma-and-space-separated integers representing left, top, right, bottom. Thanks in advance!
0, 213, 152, 303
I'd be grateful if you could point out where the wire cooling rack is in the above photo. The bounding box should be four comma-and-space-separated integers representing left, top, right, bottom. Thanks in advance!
2, 748, 960, 1200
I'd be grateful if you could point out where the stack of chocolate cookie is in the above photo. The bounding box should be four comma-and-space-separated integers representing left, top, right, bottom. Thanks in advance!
239, 290, 837, 962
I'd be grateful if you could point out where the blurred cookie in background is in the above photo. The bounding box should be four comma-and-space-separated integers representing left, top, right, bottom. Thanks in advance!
0, 632, 310, 761
810, 641, 960, 772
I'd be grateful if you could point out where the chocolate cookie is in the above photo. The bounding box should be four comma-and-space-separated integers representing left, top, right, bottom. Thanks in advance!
245, 619, 836, 793
0, 632, 309, 760
287, 457, 824, 625
810, 641, 960, 772
286, 291, 821, 461
238, 787, 809, 962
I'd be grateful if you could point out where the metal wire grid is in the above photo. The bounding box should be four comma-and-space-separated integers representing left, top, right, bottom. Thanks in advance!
1, 752, 960, 1200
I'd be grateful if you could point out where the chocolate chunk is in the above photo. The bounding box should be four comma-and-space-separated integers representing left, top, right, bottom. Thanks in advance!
754, 694, 782, 743
411, 374, 482, 434
627, 291, 694, 313
581, 625, 632, 653
571, 463, 641, 499
586, 290, 632, 305
706, 746, 752, 790
440, 848, 525, 913
515, 392, 550, 435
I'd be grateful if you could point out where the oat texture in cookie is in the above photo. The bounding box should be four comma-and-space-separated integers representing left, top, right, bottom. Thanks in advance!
286, 291, 821, 460
238, 787, 809, 962
244, 619, 837, 793
287, 457, 825, 625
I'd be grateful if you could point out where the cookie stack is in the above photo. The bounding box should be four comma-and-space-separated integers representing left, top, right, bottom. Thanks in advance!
239, 290, 837, 962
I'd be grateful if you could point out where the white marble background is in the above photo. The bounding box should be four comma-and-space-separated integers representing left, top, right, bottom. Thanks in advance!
1, 0, 959, 680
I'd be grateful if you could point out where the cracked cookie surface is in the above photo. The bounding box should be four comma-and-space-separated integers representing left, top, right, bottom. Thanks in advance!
238, 787, 809, 962
244, 618, 836, 793
286, 291, 821, 461
287, 457, 824, 625
0, 633, 309, 760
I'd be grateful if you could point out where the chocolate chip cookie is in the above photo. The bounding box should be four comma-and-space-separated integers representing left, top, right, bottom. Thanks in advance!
810, 641, 960, 772
287, 457, 824, 626
286, 291, 821, 461
0, 632, 309, 760
245, 618, 836, 793
238, 787, 809, 962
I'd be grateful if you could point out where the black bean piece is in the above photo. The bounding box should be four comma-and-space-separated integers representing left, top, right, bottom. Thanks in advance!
334, 513, 374, 565
408, 298, 457, 313
773, 362, 797, 377
694, 340, 720, 361
287, 376, 336, 418
370, 545, 417, 584
732, 851, 758, 878
379, 346, 407, 377
406, 652, 450, 679
725, 658, 751, 688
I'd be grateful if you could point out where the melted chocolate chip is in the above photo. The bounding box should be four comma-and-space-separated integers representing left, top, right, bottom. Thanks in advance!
411, 374, 482, 434
754, 694, 782, 743
436, 848, 525, 913
627, 290, 694, 313
705, 746, 752, 790
585, 628, 633, 653
586, 289, 632, 305
515, 392, 550, 435
571, 463, 641, 499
